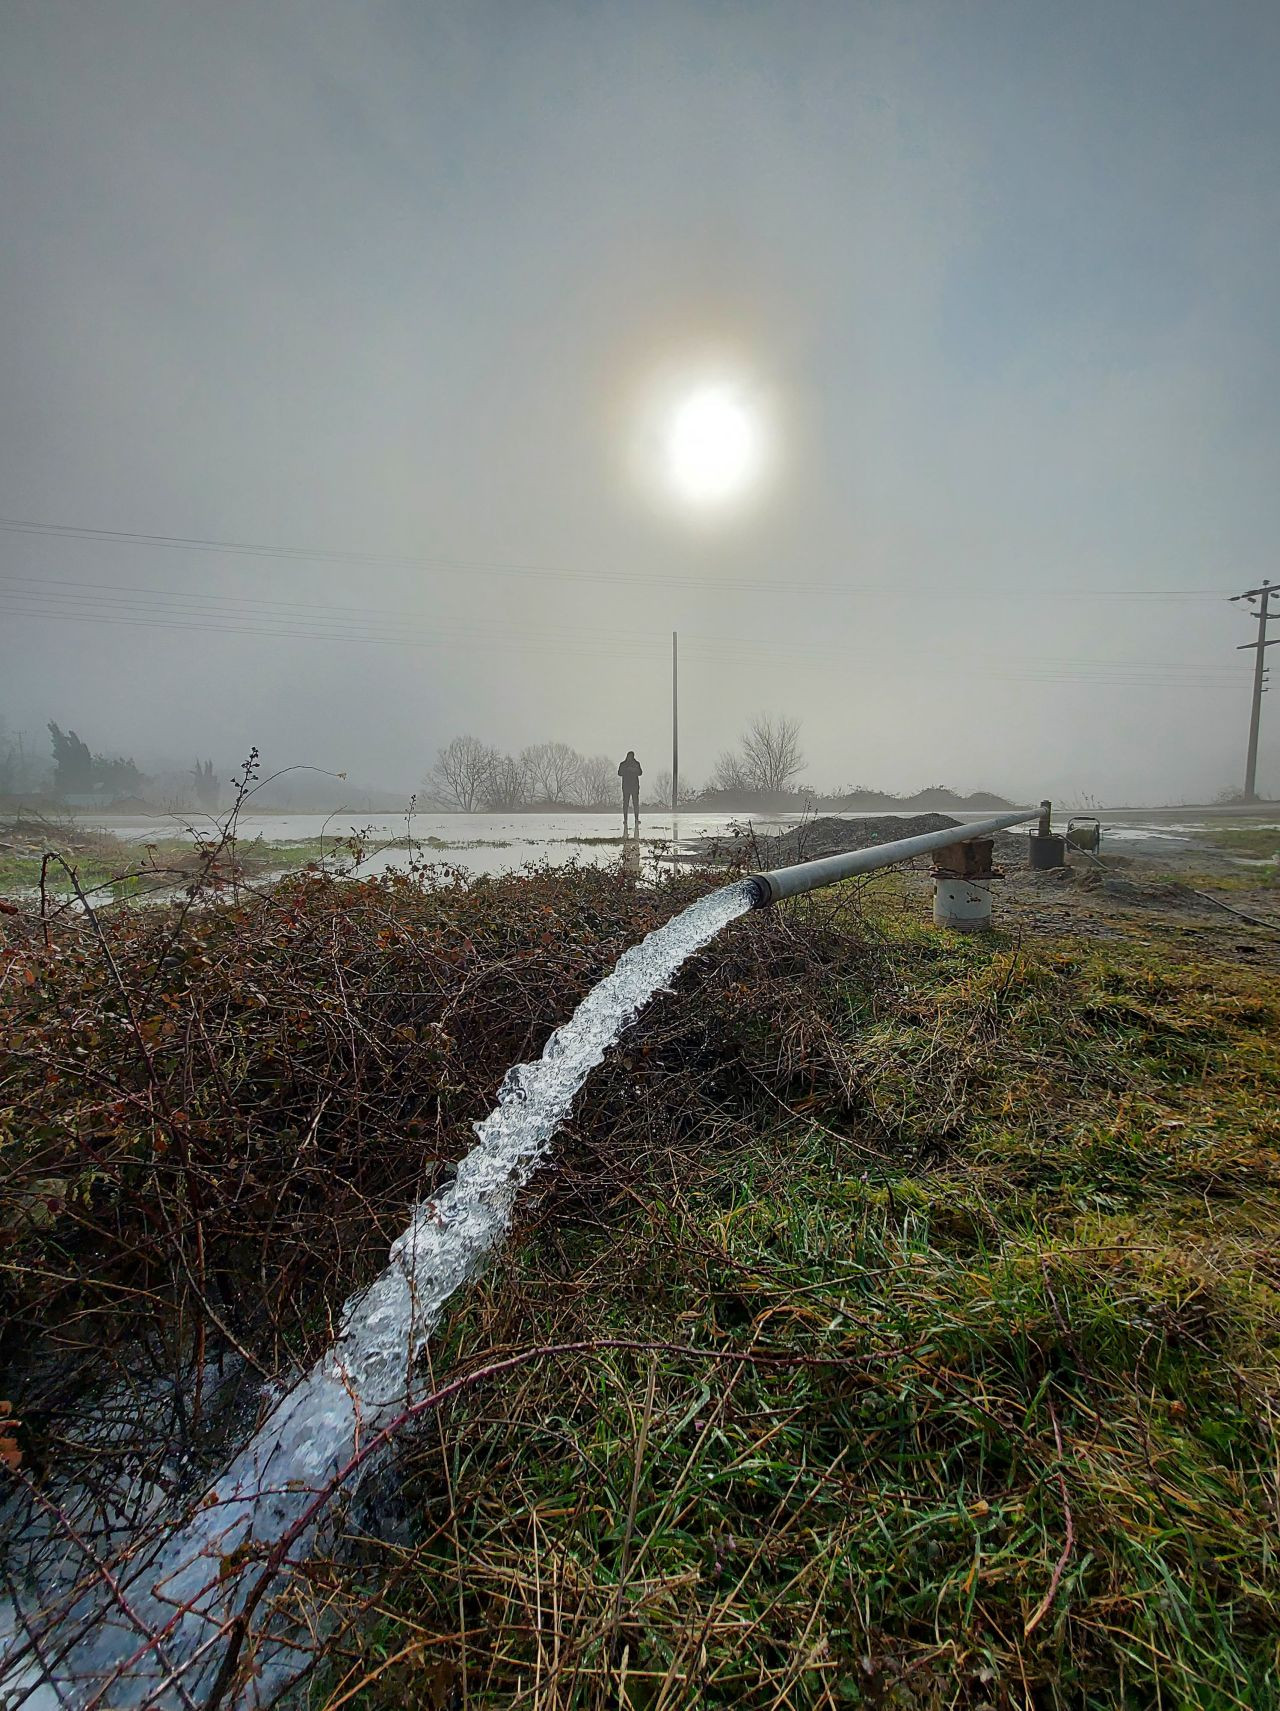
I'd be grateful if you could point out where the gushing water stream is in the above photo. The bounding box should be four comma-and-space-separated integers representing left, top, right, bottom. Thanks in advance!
3, 882, 752, 1709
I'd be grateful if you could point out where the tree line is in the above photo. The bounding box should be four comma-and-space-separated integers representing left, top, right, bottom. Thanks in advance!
425, 737, 630, 812
423, 714, 807, 812
46, 724, 222, 807
0, 716, 222, 809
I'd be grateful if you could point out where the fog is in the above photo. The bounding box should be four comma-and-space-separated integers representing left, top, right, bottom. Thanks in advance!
3, 0, 1278, 807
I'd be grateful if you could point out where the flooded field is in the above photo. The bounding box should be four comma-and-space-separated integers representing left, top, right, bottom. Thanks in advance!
3, 808, 1273, 917
81, 808, 788, 879
77, 806, 1280, 878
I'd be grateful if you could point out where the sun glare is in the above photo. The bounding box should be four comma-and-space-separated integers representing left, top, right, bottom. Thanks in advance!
663, 384, 763, 508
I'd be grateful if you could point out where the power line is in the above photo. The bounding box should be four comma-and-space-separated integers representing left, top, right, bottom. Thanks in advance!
0, 571, 1245, 677
0, 514, 1222, 603
0, 589, 1245, 690
0, 576, 659, 650
0, 585, 1238, 670
0, 598, 656, 663
0, 580, 1243, 680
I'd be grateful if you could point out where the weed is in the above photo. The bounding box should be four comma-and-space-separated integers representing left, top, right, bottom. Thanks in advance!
4, 868, 1280, 1706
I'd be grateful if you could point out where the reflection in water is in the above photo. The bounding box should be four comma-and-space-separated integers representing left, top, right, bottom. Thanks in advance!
80, 810, 793, 883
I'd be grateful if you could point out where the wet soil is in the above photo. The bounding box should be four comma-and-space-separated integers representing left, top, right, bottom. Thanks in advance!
685, 811, 1280, 964
691, 812, 967, 867
979, 857, 1280, 965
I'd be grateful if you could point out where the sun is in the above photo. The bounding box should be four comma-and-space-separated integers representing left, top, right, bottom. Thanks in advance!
663, 383, 764, 508
626, 362, 775, 518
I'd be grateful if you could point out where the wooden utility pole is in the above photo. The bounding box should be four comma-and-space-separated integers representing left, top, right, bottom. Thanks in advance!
1232, 580, 1279, 802
671, 630, 679, 811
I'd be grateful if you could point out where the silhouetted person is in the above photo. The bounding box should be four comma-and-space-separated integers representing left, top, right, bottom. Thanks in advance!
618, 750, 642, 834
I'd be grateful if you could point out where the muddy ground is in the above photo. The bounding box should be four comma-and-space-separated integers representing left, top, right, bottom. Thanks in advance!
994, 857, 1280, 963
690, 811, 969, 867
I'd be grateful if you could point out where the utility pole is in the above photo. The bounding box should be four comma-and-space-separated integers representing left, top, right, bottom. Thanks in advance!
1231, 580, 1279, 802
671, 630, 679, 813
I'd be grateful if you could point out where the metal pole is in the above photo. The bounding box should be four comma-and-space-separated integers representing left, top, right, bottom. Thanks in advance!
744, 808, 1039, 907
1244, 583, 1273, 802
671, 630, 679, 812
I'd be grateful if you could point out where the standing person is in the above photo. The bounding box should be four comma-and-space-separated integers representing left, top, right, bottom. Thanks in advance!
618, 750, 642, 834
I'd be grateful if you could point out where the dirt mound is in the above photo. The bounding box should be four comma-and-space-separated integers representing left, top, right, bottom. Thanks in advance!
695, 812, 968, 869
1098, 873, 1203, 909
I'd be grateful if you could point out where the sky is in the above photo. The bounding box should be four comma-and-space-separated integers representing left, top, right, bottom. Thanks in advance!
2, 0, 1279, 805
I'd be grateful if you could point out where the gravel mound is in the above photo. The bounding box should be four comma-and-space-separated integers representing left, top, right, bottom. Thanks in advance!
695, 813, 966, 868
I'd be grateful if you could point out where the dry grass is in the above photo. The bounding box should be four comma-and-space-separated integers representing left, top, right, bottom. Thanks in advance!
3, 866, 1280, 1708
310, 880, 1280, 1710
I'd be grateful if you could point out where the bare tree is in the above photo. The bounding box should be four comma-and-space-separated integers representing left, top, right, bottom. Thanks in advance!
523, 740, 583, 805
741, 713, 805, 793
483, 751, 531, 810
517, 745, 542, 801
652, 768, 698, 807
426, 734, 494, 812
576, 753, 615, 808
709, 748, 749, 792
545, 741, 585, 803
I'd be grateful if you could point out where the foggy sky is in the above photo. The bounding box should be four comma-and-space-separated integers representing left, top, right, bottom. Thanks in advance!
3, 0, 1279, 805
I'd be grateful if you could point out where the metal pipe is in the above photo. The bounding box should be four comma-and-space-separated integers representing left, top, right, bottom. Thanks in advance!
744, 809, 1039, 908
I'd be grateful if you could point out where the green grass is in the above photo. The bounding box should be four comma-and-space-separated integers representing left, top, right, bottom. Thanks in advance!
208, 832, 517, 866
1203, 825, 1280, 862
325, 886, 1280, 1710
7, 858, 1280, 1706
0, 850, 135, 895
0, 833, 399, 896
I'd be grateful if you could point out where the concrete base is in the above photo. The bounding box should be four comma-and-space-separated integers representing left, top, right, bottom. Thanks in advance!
934, 877, 993, 932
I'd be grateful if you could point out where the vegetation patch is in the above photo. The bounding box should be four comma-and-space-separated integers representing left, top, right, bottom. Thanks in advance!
325, 887, 1280, 1709
1202, 824, 1280, 868
3, 867, 1279, 1707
